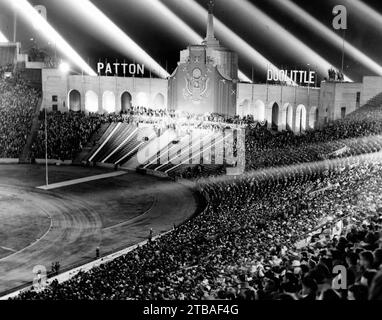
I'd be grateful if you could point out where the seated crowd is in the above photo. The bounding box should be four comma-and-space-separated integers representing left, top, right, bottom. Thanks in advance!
245, 106, 382, 172
0, 72, 40, 158
15, 154, 382, 300
29, 107, 244, 161
2, 82, 381, 168
2, 77, 382, 301
31, 112, 106, 161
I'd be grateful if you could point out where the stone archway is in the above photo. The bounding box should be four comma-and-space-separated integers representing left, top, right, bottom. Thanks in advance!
68, 89, 81, 112
136, 92, 149, 107
240, 99, 250, 117
295, 104, 307, 133
254, 100, 265, 122
309, 106, 318, 129
153, 93, 165, 109
271, 102, 280, 131
85, 90, 98, 113
121, 91, 132, 113
284, 103, 294, 131
102, 91, 116, 113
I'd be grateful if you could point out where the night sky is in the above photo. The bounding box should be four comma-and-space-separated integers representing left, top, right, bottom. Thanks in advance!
1, 0, 382, 82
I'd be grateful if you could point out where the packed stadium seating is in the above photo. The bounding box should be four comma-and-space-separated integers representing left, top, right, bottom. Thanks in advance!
0, 46, 17, 67
29, 112, 127, 161
0, 73, 40, 158
244, 99, 382, 173
3, 91, 382, 178
14, 153, 382, 300
2, 77, 382, 300
86, 122, 139, 164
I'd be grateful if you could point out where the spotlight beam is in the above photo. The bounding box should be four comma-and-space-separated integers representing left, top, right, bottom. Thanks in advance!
137, 0, 251, 82
0, 30, 8, 42
214, 0, 352, 82
156, 131, 215, 170
167, 133, 232, 173
162, 0, 296, 85
6, 0, 96, 76
272, 0, 382, 76
331, 0, 382, 32
63, 0, 169, 78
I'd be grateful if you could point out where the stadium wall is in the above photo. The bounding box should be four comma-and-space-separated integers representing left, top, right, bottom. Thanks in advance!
41, 69, 168, 113
362, 76, 382, 105
237, 83, 320, 133
319, 81, 363, 123
41, 68, 382, 133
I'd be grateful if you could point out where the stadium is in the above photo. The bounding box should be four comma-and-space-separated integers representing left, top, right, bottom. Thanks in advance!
0, 0, 382, 304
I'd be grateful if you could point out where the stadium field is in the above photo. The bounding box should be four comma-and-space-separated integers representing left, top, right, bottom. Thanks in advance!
0, 165, 199, 294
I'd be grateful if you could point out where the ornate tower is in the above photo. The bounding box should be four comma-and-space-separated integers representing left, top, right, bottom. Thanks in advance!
168, 0, 238, 116
203, 0, 219, 47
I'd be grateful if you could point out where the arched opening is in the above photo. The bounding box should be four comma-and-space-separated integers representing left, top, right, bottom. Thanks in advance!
285, 104, 294, 131
254, 100, 265, 122
295, 104, 307, 133
121, 91, 132, 113
308, 106, 318, 129
241, 99, 250, 117
136, 92, 149, 107
102, 91, 116, 113
85, 90, 98, 113
68, 89, 81, 112
153, 93, 165, 109
271, 102, 279, 131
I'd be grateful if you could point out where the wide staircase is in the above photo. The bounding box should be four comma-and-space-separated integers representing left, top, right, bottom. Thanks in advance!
73, 123, 111, 164
346, 92, 382, 120
81, 122, 152, 167
143, 130, 227, 176
78, 123, 227, 178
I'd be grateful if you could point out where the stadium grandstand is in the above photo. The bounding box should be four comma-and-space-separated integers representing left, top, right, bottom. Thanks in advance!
0, 44, 17, 68
0, 68, 40, 159
10, 151, 382, 300
1, 0, 382, 305
1, 73, 382, 300
17, 91, 382, 179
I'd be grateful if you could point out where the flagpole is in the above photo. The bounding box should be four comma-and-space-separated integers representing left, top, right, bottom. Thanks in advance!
149, 68, 152, 109
307, 64, 311, 108
280, 65, 283, 107
266, 64, 269, 105
341, 29, 346, 81
251, 65, 254, 117
315, 65, 318, 88
45, 107, 49, 186
13, 9, 17, 42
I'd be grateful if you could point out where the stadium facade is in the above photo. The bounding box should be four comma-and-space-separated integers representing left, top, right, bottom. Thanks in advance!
2, 6, 381, 135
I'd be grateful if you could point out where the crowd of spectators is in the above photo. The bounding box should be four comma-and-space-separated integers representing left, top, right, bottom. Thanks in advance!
0, 72, 40, 158
6, 92, 381, 166
31, 111, 106, 160
245, 104, 382, 171
164, 107, 382, 180
2, 75, 382, 301
2, 70, 382, 167
14, 153, 382, 300
29, 107, 245, 161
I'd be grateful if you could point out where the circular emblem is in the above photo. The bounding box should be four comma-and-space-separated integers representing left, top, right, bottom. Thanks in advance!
192, 68, 202, 79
